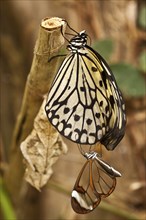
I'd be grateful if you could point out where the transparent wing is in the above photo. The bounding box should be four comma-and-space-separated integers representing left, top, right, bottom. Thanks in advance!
71, 158, 116, 214
95, 155, 122, 178
45, 46, 126, 149
71, 160, 101, 214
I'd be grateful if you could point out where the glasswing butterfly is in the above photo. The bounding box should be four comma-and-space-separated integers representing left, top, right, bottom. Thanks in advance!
71, 145, 121, 214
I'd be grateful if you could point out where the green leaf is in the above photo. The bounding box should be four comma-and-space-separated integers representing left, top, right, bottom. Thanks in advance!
0, 178, 17, 220
138, 6, 146, 29
92, 39, 114, 61
110, 63, 146, 97
138, 51, 146, 73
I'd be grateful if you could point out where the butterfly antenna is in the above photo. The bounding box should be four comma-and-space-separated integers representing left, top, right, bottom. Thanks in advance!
77, 144, 85, 156
60, 23, 70, 43
65, 32, 76, 36
88, 34, 92, 46
62, 19, 79, 34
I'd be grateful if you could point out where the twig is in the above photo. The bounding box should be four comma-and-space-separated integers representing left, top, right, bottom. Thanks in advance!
100, 202, 139, 220
48, 180, 140, 220
4, 16, 66, 205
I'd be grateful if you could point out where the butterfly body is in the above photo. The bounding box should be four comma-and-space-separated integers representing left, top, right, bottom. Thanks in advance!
45, 30, 126, 150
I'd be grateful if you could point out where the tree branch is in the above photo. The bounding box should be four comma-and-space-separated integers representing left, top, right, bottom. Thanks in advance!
4, 16, 66, 204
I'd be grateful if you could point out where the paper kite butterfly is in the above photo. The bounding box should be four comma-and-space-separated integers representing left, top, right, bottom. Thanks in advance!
45, 21, 126, 150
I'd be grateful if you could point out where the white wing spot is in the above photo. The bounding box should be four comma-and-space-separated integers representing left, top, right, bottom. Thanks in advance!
52, 118, 58, 126
80, 133, 87, 143
58, 123, 63, 132
48, 112, 52, 118
64, 127, 71, 136
72, 190, 93, 211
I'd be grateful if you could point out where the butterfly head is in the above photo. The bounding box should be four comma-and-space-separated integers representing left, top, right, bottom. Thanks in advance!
67, 30, 88, 52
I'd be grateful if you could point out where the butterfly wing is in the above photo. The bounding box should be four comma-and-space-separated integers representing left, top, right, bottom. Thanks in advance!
45, 46, 126, 149
95, 155, 122, 178
71, 160, 101, 214
90, 157, 117, 198
71, 158, 117, 214
81, 45, 126, 149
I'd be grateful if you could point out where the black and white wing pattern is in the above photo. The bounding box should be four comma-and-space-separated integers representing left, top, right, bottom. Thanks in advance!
45, 31, 126, 150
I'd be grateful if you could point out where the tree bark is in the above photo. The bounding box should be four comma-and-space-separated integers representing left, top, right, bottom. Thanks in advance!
4, 17, 66, 220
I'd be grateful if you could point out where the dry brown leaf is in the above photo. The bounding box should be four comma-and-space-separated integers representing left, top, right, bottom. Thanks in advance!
20, 99, 68, 191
